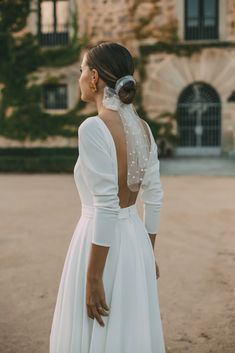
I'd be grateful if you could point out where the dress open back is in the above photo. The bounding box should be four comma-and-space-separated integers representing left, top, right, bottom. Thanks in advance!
49, 115, 166, 353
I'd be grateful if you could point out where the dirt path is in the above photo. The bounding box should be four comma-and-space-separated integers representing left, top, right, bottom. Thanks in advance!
0, 174, 234, 353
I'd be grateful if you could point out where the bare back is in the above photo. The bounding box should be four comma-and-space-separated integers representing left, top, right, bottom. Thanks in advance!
98, 110, 150, 208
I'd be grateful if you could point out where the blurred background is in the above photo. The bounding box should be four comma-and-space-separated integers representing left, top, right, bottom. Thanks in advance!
0, 1, 235, 353
0, 0, 235, 168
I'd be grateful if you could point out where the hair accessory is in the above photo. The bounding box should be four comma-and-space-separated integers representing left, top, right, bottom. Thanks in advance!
115, 75, 136, 95
102, 77, 154, 192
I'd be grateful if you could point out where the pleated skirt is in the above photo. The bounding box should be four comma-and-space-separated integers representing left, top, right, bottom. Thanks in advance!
49, 203, 166, 353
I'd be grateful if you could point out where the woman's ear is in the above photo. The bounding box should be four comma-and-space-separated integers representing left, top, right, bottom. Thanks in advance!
91, 68, 99, 85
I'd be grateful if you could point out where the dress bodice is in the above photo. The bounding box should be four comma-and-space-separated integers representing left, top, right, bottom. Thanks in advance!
73, 116, 116, 207
73, 156, 93, 206
73, 114, 164, 246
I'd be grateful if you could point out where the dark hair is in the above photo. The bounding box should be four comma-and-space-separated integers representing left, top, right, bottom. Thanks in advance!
85, 42, 136, 104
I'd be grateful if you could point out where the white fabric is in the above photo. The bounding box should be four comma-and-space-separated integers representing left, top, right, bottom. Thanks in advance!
102, 81, 153, 192
79, 116, 163, 245
140, 121, 164, 234
78, 116, 120, 247
49, 115, 166, 353
115, 75, 136, 95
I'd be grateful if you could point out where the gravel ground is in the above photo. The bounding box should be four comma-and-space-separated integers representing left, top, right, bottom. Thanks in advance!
0, 173, 235, 353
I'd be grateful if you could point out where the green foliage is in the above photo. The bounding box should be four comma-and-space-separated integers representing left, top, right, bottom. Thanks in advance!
0, 147, 78, 172
140, 40, 235, 57
2, 1, 232, 157
1, 100, 88, 141
0, 0, 30, 33
0, 1, 88, 141
0, 155, 77, 172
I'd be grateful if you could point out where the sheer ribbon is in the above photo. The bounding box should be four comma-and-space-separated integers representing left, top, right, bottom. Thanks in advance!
102, 75, 152, 192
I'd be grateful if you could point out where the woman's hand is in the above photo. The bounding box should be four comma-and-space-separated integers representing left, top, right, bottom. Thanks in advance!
155, 260, 160, 279
86, 276, 110, 327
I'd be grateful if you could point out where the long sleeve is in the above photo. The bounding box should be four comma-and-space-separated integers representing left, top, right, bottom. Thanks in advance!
140, 123, 164, 235
78, 117, 120, 247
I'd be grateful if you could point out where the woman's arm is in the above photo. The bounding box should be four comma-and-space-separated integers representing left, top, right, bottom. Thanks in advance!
140, 123, 164, 237
149, 233, 156, 250
78, 118, 119, 327
87, 244, 110, 280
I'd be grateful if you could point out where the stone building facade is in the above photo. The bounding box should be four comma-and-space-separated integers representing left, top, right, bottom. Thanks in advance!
76, 0, 235, 156
1, 0, 235, 156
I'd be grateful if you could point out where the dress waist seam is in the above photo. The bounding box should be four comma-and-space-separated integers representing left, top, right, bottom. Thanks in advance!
81, 204, 138, 219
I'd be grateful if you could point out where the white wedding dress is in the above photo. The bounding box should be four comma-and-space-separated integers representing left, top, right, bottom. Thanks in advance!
49, 115, 166, 353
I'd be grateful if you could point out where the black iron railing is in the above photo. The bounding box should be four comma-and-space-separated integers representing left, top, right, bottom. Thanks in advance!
39, 23, 69, 46
177, 103, 221, 147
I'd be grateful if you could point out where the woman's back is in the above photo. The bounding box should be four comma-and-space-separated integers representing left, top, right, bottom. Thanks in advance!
97, 110, 151, 208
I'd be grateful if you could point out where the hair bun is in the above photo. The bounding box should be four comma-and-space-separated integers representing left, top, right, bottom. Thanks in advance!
118, 80, 136, 104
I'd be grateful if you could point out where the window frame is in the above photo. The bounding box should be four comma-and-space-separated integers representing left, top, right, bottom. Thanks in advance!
184, 0, 219, 41
37, 0, 69, 46
42, 83, 68, 110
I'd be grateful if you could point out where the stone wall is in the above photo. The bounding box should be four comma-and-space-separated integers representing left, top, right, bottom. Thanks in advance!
141, 47, 235, 152
227, 0, 235, 40
2, 0, 235, 152
77, 0, 235, 46
77, 0, 177, 53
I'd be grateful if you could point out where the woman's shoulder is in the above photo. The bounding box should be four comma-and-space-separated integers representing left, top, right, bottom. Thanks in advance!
78, 116, 99, 134
78, 116, 104, 139
78, 115, 110, 148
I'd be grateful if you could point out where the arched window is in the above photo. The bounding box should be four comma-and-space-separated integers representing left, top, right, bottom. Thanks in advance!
177, 82, 221, 153
185, 0, 219, 40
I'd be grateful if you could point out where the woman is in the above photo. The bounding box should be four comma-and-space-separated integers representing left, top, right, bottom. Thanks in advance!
50, 42, 166, 353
